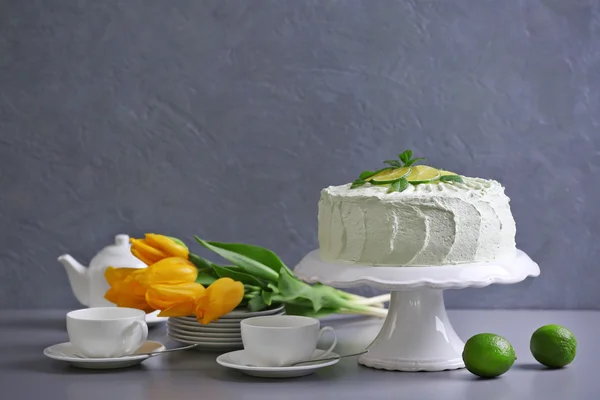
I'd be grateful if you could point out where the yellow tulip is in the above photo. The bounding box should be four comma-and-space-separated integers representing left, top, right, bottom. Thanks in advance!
104, 257, 197, 312
136, 257, 198, 287
105, 266, 137, 287
195, 278, 244, 324
146, 282, 206, 317
130, 234, 189, 265
104, 267, 153, 313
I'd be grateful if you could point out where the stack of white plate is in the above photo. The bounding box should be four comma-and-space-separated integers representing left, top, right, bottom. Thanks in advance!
167, 305, 285, 351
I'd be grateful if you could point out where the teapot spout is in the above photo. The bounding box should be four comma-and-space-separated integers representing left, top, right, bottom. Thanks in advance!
58, 254, 90, 307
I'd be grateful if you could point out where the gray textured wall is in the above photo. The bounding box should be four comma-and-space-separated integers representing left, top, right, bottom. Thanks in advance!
1, 0, 599, 310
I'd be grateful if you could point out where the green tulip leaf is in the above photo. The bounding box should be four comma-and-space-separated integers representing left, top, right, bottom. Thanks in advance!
211, 264, 268, 288
195, 237, 282, 282
248, 294, 267, 312
188, 253, 213, 270
262, 290, 274, 306
168, 236, 188, 249
283, 304, 341, 319
277, 268, 353, 312
195, 271, 217, 286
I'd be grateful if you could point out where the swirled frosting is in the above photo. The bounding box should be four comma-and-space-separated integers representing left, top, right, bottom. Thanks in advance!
318, 177, 516, 266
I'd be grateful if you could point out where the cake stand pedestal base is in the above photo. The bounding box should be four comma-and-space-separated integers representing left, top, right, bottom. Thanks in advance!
358, 289, 464, 371
294, 249, 540, 372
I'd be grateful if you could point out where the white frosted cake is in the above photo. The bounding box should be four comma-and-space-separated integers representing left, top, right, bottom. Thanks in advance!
318, 152, 517, 266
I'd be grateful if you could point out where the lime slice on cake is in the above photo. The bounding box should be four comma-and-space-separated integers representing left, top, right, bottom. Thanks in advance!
405, 165, 440, 183
369, 167, 411, 185
439, 169, 457, 177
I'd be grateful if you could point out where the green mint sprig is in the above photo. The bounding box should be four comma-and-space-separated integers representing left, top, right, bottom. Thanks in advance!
350, 179, 367, 189
439, 174, 464, 183
383, 159, 402, 168
398, 149, 426, 167
387, 177, 409, 193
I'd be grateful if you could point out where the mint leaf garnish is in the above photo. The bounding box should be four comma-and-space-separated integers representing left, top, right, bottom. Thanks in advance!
404, 157, 426, 167
383, 160, 402, 168
399, 150, 412, 164
359, 170, 376, 180
387, 177, 409, 193
439, 175, 464, 183
350, 179, 367, 188
397, 150, 425, 167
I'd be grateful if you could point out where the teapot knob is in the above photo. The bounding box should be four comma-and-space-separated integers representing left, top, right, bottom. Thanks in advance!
115, 234, 130, 246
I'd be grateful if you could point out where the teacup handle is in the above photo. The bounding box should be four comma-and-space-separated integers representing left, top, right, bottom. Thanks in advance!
122, 320, 148, 355
316, 326, 338, 359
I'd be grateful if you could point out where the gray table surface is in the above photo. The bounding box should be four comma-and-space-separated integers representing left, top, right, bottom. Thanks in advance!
0, 309, 596, 400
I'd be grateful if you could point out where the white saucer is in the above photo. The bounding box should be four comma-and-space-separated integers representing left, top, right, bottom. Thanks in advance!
167, 326, 241, 338
169, 335, 243, 350
43, 341, 166, 369
167, 330, 242, 343
216, 349, 340, 378
176, 312, 286, 324
212, 305, 285, 319
170, 317, 243, 328
175, 310, 284, 323
176, 316, 284, 323
168, 319, 241, 333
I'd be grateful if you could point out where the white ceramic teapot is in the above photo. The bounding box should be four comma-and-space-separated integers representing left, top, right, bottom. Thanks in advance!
58, 234, 146, 308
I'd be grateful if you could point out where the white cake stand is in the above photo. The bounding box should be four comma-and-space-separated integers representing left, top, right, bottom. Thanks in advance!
294, 249, 540, 372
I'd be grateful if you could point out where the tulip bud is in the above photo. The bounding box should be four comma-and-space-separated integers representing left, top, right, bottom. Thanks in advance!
130, 234, 189, 265
141, 257, 198, 286
104, 267, 154, 313
195, 278, 244, 324
146, 282, 206, 317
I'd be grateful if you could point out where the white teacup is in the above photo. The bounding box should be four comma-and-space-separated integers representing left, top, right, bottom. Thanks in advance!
240, 315, 337, 367
66, 307, 148, 358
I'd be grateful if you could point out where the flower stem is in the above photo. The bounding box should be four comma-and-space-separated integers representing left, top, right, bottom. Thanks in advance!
339, 306, 388, 318
349, 294, 390, 306
335, 292, 389, 309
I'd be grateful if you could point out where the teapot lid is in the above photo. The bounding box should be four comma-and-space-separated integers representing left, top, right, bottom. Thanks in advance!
101, 234, 133, 255
90, 234, 145, 267
114, 234, 130, 247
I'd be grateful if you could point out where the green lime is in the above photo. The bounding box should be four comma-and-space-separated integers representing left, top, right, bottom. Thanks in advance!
462, 333, 516, 378
530, 325, 577, 368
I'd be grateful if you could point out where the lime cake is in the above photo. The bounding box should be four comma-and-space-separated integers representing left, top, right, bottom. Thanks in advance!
317, 150, 517, 266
